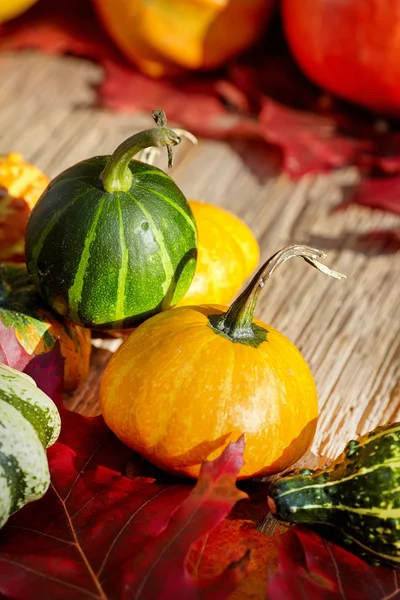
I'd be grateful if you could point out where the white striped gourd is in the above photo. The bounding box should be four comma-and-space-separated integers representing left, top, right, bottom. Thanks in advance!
0, 364, 61, 528
268, 421, 400, 568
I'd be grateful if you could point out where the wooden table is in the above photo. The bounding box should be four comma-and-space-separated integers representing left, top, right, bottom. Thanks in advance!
2, 51, 399, 476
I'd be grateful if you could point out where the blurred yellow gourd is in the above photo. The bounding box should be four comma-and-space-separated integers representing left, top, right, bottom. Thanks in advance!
93, 0, 276, 77
180, 200, 260, 306
0, 154, 49, 262
0, 0, 38, 23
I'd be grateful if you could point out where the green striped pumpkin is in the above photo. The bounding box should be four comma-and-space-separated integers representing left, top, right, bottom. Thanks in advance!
0, 364, 61, 528
268, 421, 400, 568
25, 113, 197, 330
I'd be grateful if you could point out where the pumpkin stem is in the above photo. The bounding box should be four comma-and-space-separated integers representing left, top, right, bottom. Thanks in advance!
100, 110, 181, 193
210, 245, 345, 342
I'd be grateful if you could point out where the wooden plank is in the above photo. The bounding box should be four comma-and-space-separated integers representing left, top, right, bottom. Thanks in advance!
0, 51, 399, 475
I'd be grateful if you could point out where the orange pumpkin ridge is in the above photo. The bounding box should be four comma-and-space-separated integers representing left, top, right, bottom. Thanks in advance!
100, 245, 345, 479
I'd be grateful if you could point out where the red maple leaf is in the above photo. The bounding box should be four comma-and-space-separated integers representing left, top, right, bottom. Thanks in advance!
357, 131, 400, 175
0, 0, 376, 179
0, 320, 64, 400
23, 339, 64, 402
268, 528, 400, 600
358, 228, 400, 252
0, 379, 251, 600
259, 99, 366, 177
0, 319, 32, 371
339, 173, 400, 242
347, 175, 400, 215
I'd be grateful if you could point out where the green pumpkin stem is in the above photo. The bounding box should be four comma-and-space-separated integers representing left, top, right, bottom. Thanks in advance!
100, 110, 181, 193
212, 245, 345, 341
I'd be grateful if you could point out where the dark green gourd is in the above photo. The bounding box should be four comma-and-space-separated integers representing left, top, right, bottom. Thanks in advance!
268, 421, 400, 568
25, 110, 197, 330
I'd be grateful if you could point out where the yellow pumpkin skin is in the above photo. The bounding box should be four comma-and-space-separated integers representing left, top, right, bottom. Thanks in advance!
0, 154, 49, 262
100, 304, 318, 479
179, 200, 260, 306
0, 0, 37, 23
93, 0, 276, 77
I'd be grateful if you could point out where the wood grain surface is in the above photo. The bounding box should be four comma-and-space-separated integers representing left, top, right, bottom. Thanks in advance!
1, 51, 399, 475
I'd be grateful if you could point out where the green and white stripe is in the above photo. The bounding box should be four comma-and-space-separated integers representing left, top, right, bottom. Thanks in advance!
0, 364, 61, 528
25, 157, 197, 330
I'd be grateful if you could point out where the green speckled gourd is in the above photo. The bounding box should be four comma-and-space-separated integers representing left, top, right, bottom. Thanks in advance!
25, 110, 197, 330
0, 364, 61, 528
268, 421, 400, 568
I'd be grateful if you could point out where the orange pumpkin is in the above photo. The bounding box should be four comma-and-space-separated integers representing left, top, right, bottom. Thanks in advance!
93, 0, 276, 77
100, 245, 345, 479
179, 200, 260, 306
0, 154, 49, 262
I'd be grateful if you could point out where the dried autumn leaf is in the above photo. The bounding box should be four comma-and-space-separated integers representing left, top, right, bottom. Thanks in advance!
117, 437, 248, 600
358, 228, 400, 251
0, 0, 119, 62
0, 319, 31, 370
0, 0, 373, 179
348, 175, 400, 215
0, 376, 251, 600
259, 99, 364, 177
187, 484, 283, 599
23, 339, 64, 402
0, 320, 65, 400
99, 61, 258, 138
267, 527, 400, 600
357, 131, 400, 175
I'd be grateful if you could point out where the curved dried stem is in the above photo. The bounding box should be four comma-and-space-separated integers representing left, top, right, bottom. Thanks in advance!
137, 129, 198, 167
212, 244, 345, 341
100, 110, 182, 192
